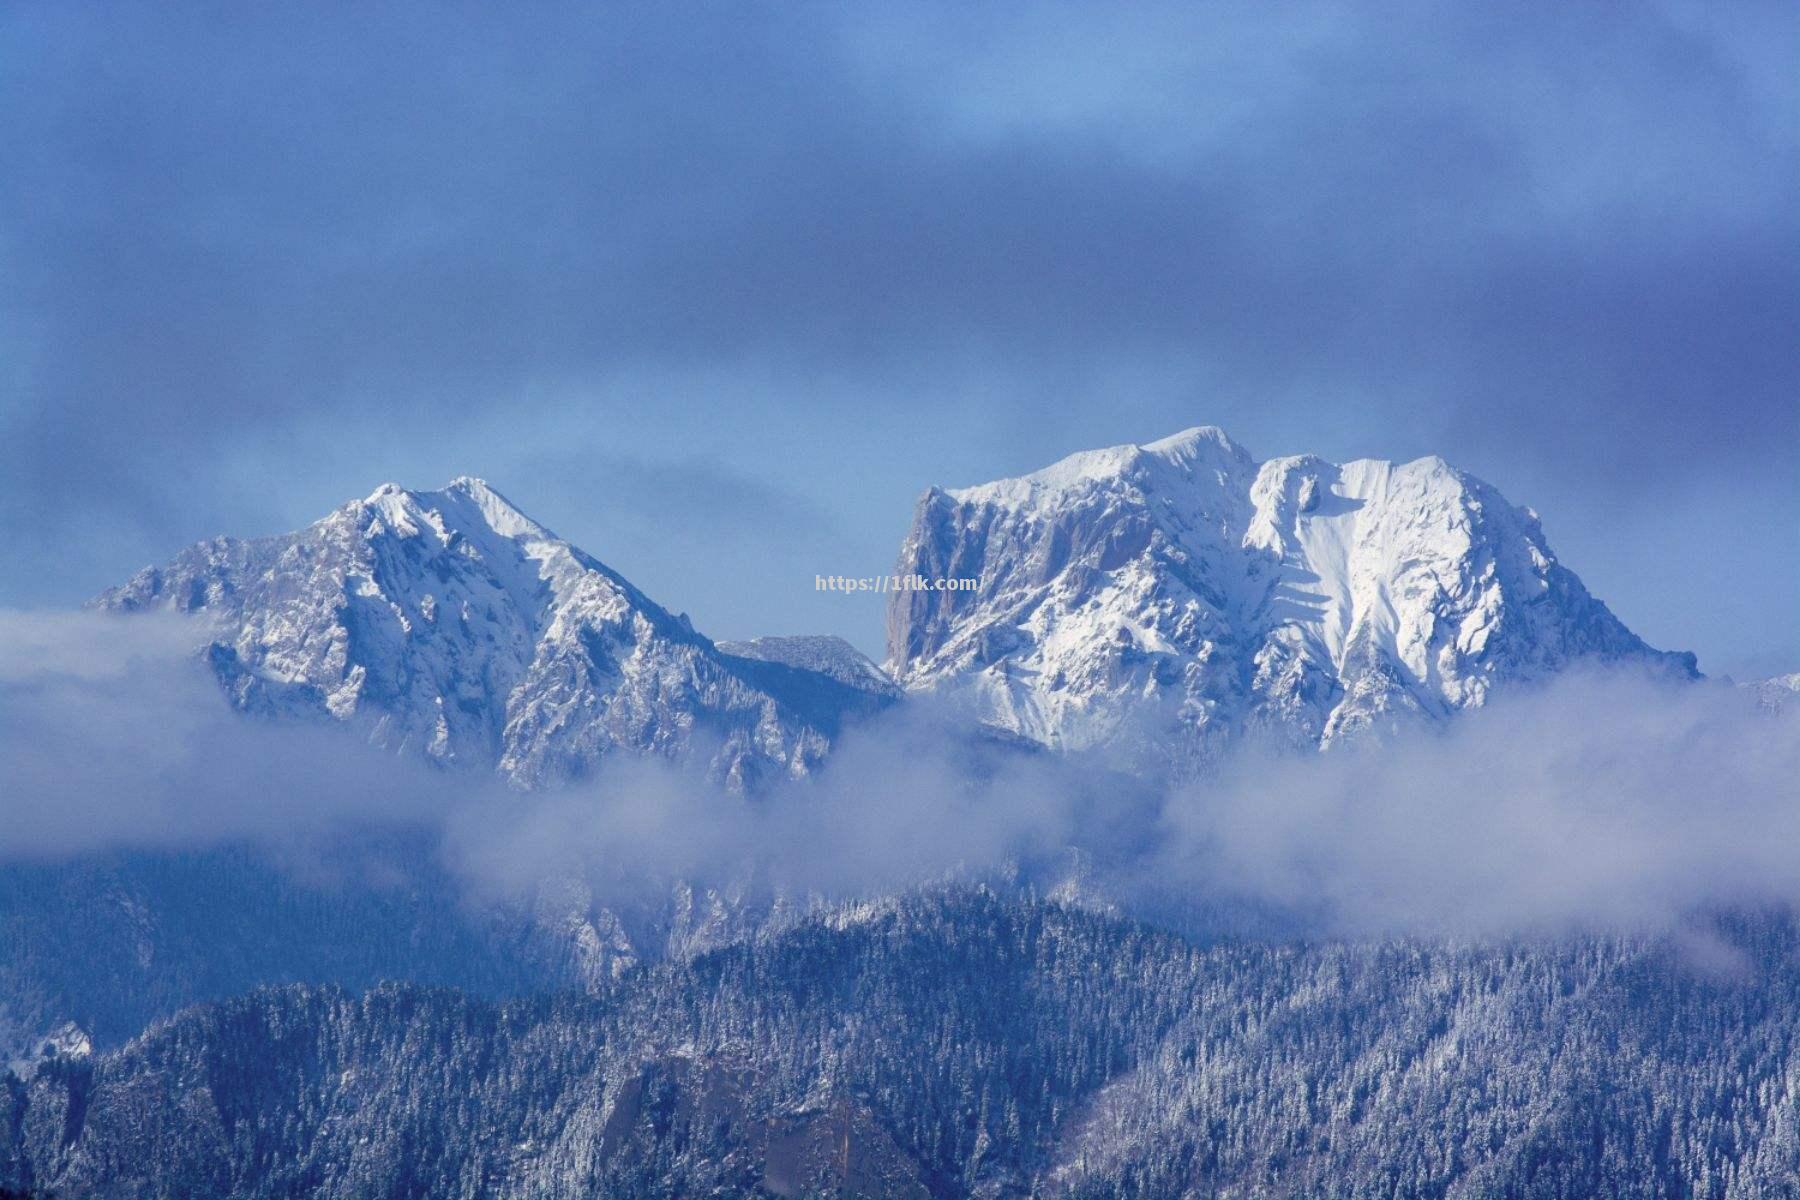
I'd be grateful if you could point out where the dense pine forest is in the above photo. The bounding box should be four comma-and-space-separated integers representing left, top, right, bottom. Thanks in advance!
6, 889, 1799, 1198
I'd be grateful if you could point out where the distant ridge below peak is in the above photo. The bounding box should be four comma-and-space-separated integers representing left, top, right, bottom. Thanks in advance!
718, 635, 900, 697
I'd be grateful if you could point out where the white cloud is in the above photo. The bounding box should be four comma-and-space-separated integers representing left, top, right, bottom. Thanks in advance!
4, 610, 1794, 937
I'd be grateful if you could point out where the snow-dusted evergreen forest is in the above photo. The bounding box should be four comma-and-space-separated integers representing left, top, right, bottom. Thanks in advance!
9, 892, 1800, 1197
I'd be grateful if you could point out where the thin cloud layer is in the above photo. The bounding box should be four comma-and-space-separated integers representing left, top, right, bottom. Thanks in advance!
0, 611, 445, 858
1159, 669, 1800, 934
4, 610, 1796, 938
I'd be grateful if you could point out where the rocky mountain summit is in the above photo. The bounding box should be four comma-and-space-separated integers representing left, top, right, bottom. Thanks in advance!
888, 426, 1696, 763
97, 478, 885, 788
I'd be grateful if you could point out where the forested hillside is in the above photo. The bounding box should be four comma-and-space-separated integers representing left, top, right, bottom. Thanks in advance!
7, 892, 1798, 1198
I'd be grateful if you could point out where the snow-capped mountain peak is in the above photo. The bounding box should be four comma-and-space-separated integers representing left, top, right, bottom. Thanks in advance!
98, 480, 880, 787
362, 476, 549, 541
889, 427, 1696, 765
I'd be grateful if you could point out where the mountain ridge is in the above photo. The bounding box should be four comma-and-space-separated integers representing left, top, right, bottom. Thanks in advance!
92, 428, 1700, 785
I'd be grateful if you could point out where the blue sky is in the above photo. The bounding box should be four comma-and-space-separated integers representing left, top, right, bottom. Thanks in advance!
2, 1, 1794, 676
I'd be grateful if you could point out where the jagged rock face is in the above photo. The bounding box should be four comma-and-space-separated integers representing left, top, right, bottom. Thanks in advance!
888, 426, 1696, 762
96, 478, 870, 788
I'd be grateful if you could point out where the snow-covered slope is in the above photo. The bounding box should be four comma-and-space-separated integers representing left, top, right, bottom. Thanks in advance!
887, 427, 1696, 763
97, 478, 876, 788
